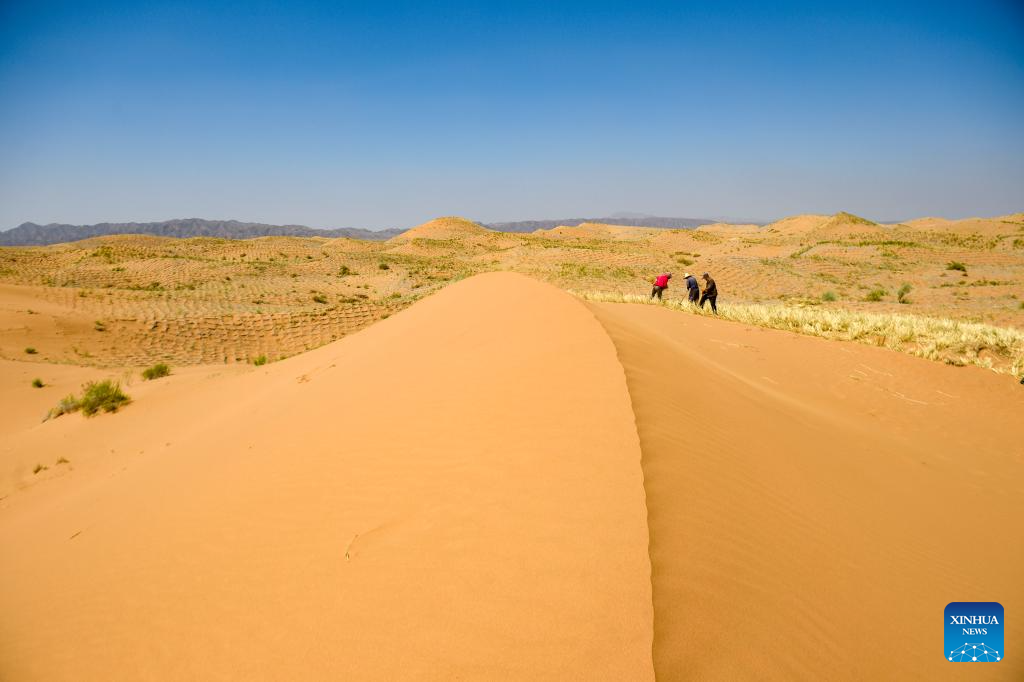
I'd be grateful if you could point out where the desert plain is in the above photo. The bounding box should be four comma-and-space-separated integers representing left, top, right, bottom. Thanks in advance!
1, 213, 1022, 680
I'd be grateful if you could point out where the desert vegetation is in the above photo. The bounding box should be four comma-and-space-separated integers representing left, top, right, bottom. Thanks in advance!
142, 363, 171, 380
47, 380, 131, 420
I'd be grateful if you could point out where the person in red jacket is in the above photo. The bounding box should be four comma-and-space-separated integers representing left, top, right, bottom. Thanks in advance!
650, 272, 672, 300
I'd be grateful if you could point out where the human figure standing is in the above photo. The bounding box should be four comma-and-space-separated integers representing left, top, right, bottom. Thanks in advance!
684, 273, 699, 303
699, 272, 718, 313
650, 272, 672, 300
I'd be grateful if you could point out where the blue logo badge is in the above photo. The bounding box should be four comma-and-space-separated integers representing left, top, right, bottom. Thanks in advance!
945, 602, 1003, 662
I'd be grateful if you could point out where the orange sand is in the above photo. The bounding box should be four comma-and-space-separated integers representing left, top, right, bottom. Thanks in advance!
2, 272, 1021, 680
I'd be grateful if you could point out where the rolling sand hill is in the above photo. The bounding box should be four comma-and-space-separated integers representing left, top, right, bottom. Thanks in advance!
1, 272, 1021, 680
389, 216, 492, 242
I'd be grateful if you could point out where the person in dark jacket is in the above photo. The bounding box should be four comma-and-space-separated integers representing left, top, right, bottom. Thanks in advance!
684, 273, 699, 303
699, 272, 718, 313
650, 272, 672, 300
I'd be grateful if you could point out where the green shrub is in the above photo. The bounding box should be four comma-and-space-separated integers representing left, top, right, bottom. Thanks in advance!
821, 291, 837, 302
865, 288, 887, 302
378, 262, 390, 270
78, 380, 130, 416
897, 283, 912, 304
94, 320, 107, 332
253, 355, 268, 366
338, 265, 353, 276
25, 347, 37, 355
31, 378, 44, 388
47, 380, 130, 420
946, 261, 967, 272
312, 294, 328, 304
142, 363, 171, 381
33, 463, 47, 474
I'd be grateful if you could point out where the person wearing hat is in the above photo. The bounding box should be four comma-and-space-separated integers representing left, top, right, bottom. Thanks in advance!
699, 272, 718, 313
683, 272, 699, 303
650, 272, 672, 300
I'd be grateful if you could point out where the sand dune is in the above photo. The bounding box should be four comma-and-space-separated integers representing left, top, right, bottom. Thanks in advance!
2, 272, 1021, 680
0, 273, 653, 680
389, 216, 492, 241
589, 301, 1023, 681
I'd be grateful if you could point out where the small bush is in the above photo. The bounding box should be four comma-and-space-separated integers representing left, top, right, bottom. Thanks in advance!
25, 347, 37, 355
56, 457, 70, 465
378, 263, 390, 270
338, 265, 353, 276
94, 321, 107, 332
946, 261, 967, 272
821, 291, 837, 302
31, 378, 44, 388
675, 256, 694, 266
78, 380, 130, 416
142, 363, 171, 381
253, 355, 268, 366
33, 463, 47, 474
897, 283, 912, 304
865, 288, 887, 302
312, 294, 328, 304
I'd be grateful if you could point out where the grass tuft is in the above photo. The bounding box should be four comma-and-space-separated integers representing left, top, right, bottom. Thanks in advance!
897, 283, 912, 304
253, 355, 268, 366
865, 288, 887, 302
32, 377, 44, 388
142, 362, 171, 381
78, 380, 130, 416
821, 291, 837, 302
25, 347, 37, 355
46, 380, 130, 420
946, 261, 967, 272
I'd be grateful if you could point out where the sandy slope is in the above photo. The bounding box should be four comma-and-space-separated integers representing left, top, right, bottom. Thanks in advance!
0, 273, 653, 680
589, 301, 1023, 681
4, 271, 1022, 680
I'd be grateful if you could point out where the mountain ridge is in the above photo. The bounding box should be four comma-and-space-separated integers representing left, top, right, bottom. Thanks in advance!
0, 219, 405, 246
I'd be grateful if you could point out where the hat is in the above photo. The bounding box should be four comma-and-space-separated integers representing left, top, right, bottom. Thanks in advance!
683, 272, 691, 278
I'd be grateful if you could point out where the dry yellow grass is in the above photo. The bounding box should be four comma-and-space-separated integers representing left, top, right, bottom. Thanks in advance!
572, 290, 1024, 375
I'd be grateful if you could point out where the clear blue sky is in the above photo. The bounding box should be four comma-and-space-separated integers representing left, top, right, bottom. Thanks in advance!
1, 0, 1022, 229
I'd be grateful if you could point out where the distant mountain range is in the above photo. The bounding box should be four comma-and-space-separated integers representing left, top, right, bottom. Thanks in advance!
0, 215, 720, 246
0, 219, 405, 246
481, 216, 717, 232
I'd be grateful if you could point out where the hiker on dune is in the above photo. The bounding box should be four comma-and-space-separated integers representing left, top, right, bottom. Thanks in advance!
699, 272, 718, 313
650, 272, 672, 300
684, 272, 699, 304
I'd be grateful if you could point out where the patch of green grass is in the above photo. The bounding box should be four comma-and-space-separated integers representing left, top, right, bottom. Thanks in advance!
78, 380, 130, 416
946, 261, 967, 272
821, 291, 837, 302
47, 380, 130, 420
253, 355, 268, 366
25, 347, 37, 355
675, 256, 694, 266
897, 283, 912, 304
865, 288, 887, 302
31, 377, 44, 388
142, 363, 171, 381
338, 265, 353, 276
